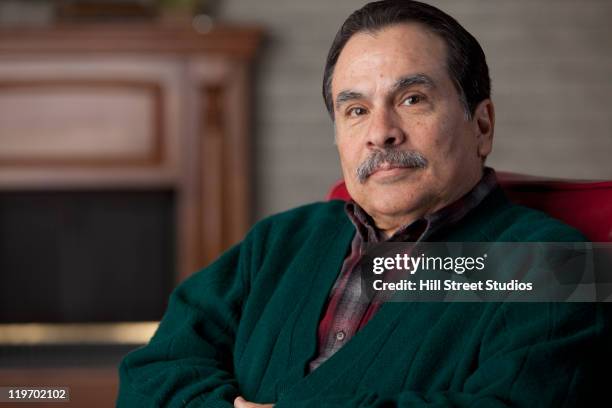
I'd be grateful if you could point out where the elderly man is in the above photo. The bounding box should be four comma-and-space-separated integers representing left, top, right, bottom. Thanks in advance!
118, 1, 608, 407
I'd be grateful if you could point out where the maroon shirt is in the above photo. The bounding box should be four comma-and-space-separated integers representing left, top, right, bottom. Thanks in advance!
308, 168, 499, 372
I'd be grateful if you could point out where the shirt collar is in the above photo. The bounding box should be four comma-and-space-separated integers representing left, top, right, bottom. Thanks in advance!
345, 166, 499, 243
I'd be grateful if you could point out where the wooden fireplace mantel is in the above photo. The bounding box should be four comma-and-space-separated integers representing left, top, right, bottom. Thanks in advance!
0, 22, 262, 407
0, 23, 263, 281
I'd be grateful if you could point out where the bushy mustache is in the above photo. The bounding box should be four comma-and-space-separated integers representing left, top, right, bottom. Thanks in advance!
356, 149, 428, 183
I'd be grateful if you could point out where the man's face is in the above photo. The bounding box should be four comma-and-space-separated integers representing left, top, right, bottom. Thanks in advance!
332, 23, 493, 232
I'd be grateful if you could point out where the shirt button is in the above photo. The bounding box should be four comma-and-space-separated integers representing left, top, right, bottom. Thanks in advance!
335, 331, 346, 341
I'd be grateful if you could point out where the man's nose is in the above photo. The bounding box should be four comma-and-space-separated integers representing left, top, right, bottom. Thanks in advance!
366, 109, 406, 148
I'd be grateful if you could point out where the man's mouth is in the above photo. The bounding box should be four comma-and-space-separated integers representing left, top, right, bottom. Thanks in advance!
372, 162, 410, 174
378, 162, 405, 170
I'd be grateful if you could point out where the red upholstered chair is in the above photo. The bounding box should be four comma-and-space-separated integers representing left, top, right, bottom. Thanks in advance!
326, 172, 612, 242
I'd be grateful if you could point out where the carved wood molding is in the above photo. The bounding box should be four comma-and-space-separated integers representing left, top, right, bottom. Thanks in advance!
0, 24, 263, 59
200, 84, 226, 266
0, 79, 164, 167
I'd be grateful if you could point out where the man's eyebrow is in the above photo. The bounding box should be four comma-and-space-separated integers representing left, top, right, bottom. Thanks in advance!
391, 74, 436, 93
335, 90, 364, 111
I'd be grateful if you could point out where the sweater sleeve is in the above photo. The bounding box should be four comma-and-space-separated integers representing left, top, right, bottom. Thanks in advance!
274, 302, 609, 408
117, 239, 251, 408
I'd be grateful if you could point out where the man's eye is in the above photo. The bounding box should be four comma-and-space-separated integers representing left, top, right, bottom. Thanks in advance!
347, 107, 367, 117
402, 95, 422, 106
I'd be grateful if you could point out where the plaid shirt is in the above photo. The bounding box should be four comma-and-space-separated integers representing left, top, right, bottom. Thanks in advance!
308, 167, 499, 372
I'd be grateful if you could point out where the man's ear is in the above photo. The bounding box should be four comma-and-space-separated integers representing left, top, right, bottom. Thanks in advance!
472, 99, 495, 161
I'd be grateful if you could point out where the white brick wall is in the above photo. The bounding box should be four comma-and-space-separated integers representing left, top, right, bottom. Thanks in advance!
218, 0, 612, 219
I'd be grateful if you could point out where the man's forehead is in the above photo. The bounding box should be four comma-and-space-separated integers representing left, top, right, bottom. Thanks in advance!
331, 23, 448, 96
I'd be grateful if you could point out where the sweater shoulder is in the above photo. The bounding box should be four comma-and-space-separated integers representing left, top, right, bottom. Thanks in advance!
250, 200, 348, 237
447, 188, 587, 243
481, 202, 587, 242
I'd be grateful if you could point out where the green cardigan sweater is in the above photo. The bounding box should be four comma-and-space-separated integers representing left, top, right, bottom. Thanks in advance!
117, 189, 609, 407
